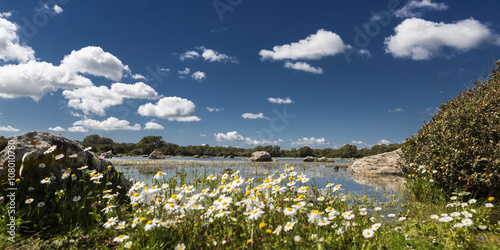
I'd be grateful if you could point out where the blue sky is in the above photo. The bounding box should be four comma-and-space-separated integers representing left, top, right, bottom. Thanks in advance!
0, 0, 499, 149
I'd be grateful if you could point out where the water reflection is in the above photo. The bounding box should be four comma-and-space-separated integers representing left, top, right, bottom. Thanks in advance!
110, 158, 403, 198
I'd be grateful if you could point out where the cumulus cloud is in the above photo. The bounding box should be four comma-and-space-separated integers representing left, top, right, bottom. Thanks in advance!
283, 61, 323, 74
138, 97, 201, 122
179, 51, 200, 61
242, 112, 270, 120
68, 126, 89, 133
200, 47, 238, 63
214, 131, 283, 145
132, 74, 145, 80
268, 97, 293, 104
60, 46, 129, 81
259, 29, 350, 61
385, 18, 500, 60
48, 126, 66, 132
0, 15, 35, 63
53, 5, 64, 14
0, 17, 138, 101
73, 117, 141, 131
291, 137, 329, 148
144, 121, 164, 130
191, 71, 206, 81
63, 82, 159, 116
206, 107, 223, 112
200, 134, 207, 137
0, 61, 93, 101
178, 67, 190, 78
180, 47, 238, 63
0, 125, 20, 132
377, 139, 391, 145
395, 0, 448, 18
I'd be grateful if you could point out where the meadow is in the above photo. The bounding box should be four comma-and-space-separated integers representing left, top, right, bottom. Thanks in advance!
1, 149, 498, 249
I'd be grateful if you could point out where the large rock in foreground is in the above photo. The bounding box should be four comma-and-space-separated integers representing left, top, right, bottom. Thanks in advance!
0, 131, 129, 189
249, 151, 272, 162
347, 149, 402, 175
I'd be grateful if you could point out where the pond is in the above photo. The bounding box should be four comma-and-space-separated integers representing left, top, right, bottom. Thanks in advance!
109, 157, 404, 199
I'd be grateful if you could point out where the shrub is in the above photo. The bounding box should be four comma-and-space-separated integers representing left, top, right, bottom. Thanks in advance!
400, 61, 500, 198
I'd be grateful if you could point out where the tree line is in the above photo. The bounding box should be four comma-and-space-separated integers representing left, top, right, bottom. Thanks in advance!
0, 135, 400, 159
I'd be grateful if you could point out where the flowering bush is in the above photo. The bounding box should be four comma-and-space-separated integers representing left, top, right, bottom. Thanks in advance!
401, 61, 500, 198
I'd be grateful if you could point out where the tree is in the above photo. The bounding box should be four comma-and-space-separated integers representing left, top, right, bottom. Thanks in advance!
338, 144, 358, 158
297, 146, 314, 158
137, 136, 165, 155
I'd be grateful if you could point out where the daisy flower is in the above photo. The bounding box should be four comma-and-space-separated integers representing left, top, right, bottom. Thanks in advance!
394, 227, 403, 233
154, 171, 166, 180
72, 195, 81, 202
55, 154, 65, 160
318, 219, 331, 226
468, 199, 477, 204
485, 203, 494, 208
37, 202, 45, 208
398, 217, 406, 221
273, 225, 282, 235
175, 243, 186, 250
103, 217, 118, 228
363, 228, 375, 238
283, 207, 297, 216
25, 198, 34, 204
310, 234, 318, 241
461, 218, 473, 227
44, 145, 57, 154
245, 209, 264, 220
124, 242, 132, 249
430, 214, 439, 220
61, 172, 70, 179
284, 221, 296, 232
38, 163, 46, 169
371, 223, 382, 230
116, 221, 126, 229
478, 225, 488, 230
144, 220, 156, 231
374, 207, 382, 211
113, 235, 129, 243
40, 177, 51, 184
342, 211, 355, 220
388, 213, 396, 218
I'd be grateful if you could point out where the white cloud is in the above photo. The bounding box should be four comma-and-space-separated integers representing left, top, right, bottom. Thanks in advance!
215, 131, 245, 142
48, 126, 66, 132
214, 131, 282, 145
388, 108, 404, 113
200, 134, 207, 137
60, 46, 129, 81
191, 71, 206, 81
395, 0, 448, 18
68, 126, 89, 133
179, 51, 200, 61
199, 47, 238, 63
132, 74, 145, 80
144, 121, 164, 130
206, 107, 223, 112
259, 29, 350, 61
0, 125, 20, 132
350, 140, 370, 148
138, 97, 201, 122
385, 18, 500, 60
268, 97, 293, 104
63, 82, 159, 116
291, 137, 329, 148
377, 139, 391, 145
160, 68, 170, 72
73, 117, 141, 131
178, 67, 190, 75
0, 60, 93, 101
0, 15, 35, 63
53, 5, 64, 14
283, 61, 323, 74
242, 112, 270, 120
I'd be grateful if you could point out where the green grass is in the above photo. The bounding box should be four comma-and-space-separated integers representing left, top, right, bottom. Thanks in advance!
1, 154, 499, 249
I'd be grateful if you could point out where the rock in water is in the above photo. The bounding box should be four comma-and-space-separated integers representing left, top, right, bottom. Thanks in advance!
347, 149, 402, 175
303, 156, 317, 162
0, 131, 129, 189
149, 150, 165, 159
249, 151, 272, 162
100, 150, 113, 159
317, 157, 330, 162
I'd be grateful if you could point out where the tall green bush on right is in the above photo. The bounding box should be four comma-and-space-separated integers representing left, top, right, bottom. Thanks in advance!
401, 61, 500, 198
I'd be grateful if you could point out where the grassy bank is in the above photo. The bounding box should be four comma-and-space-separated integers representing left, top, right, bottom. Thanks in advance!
1, 158, 498, 249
